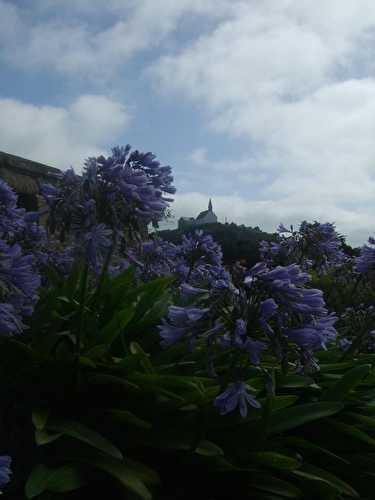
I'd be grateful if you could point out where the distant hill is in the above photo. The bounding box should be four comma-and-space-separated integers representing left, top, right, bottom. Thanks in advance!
156, 222, 276, 266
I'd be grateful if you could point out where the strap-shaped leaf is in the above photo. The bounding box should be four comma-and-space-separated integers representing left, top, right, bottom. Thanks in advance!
195, 440, 224, 457
249, 474, 302, 498
322, 364, 371, 401
248, 452, 301, 471
25, 463, 86, 498
66, 448, 152, 500
292, 464, 359, 497
46, 418, 123, 459
267, 402, 344, 434
25, 464, 50, 499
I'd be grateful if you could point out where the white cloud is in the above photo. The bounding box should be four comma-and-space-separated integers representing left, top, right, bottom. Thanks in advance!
0, 94, 130, 169
164, 191, 372, 246
0, 0, 233, 77
151, 1, 375, 245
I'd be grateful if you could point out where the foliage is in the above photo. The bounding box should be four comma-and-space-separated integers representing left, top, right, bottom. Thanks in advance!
1, 152, 375, 499
158, 222, 276, 267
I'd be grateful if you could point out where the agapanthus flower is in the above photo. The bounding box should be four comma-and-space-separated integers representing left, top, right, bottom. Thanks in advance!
180, 283, 208, 297
0, 455, 11, 491
214, 381, 261, 418
256, 298, 278, 337
287, 313, 338, 351
355, 237, 375, 275
0, 303, 24, 335
261, 221, 346, 272
158, 305, 209, 347
338, 338, 352, 351
84, 224, 113, 273
0, 240, 40, 334
126, 239, 178, 280
0, 179, 26, 238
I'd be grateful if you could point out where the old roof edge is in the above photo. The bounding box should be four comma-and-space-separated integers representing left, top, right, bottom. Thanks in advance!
0, 151, 62, 178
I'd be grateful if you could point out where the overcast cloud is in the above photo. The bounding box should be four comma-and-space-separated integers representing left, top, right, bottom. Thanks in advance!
1, 0, 375, 245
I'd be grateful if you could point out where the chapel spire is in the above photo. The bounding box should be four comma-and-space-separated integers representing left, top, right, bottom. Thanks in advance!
208, 198, 213, 212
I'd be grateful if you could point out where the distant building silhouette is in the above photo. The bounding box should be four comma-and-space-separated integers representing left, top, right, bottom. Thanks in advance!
178, 198, 218, 229
0, 151, 61, 212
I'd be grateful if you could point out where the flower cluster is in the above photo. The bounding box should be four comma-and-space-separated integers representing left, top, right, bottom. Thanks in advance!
261, 221, 346, 272
0, 181, 42, 335
337, 304, 375, 354
0, 240, 41, 335
156, 231, 338, 418
0, 455, 11, 492
355, 237, 375, 277
41, 146, 176, 272
0, 179, 25, 238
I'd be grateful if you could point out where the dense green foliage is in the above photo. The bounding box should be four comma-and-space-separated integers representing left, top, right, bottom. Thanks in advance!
1, 265, 375, 499
158, 222, 276, 266
0, 150, 374, 499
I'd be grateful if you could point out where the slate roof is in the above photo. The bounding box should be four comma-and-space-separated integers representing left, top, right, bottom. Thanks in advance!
0, 151, 61, 194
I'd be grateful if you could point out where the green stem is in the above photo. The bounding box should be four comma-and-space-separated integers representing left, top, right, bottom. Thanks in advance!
75, 261, 89, 374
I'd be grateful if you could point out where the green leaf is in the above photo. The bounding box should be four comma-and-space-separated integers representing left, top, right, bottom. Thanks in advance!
322, 364, 371, 401
277, 374, 314, 388
84, 344, 109, 360
280, 436, 349, 464
266, 396, 298, 412
46, 418, 123, 460
107, 409, 152, 429
195, 440, 224, 457
25, 464, 50, 499
249, 452, 301, 471
46, 464, 86, 493
88, 373, 139, 391
97, 305, 135, 345
25, 464, 86, 498
249, 474, 302, 498
347, 412, 375, 427
68, 448, 152, 500
32, 408, 50, 431
327, 419, 375, 447
267, 402, 344, 434
293, 464, 359, 497
35, 430, 62, 445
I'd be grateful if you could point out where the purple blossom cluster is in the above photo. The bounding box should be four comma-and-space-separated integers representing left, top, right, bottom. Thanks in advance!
261, 221, 346, 272
155, 231, 338, 418
41, 145, 176, 272
121, 230, 229, 291
355, 237, 375, 276
337, 303, 375, 354
0, 181, 42, 335
0, 455, 11, 492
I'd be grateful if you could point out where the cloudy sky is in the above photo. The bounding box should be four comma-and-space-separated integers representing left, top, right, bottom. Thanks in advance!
1, 1, 375, 245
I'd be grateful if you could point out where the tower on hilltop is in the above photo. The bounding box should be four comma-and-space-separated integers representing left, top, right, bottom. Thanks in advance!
178, 198, 218, 229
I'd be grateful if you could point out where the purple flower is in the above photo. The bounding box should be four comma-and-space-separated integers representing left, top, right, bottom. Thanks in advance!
158, 305, 209, 347
180, 283, 208, 296
231, 319, 266, 363
338, 338, 352, 351
259, 298, 279, 334
262, 221, 346, 272
243, 338, 267, 364
287, 313, 337, 351
0, 180, 25, 238
0, 304, 24, 335
84, 223, 113, 272
214, 381, 261, 418
0, 455, 11, 491
0, 240, 41, 334
356, 237, 375, 275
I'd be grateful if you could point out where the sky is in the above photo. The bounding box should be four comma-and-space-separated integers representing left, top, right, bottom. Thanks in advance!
1, 0, 375, 245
